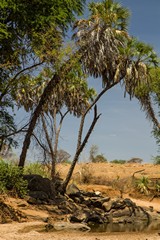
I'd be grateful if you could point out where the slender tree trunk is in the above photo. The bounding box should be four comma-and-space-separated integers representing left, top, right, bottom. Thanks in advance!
41, 113, 55, 177
18, 74, 60, 167
62, 105, 101, 193
41, 114, 56, 198
51, 109, 69, 180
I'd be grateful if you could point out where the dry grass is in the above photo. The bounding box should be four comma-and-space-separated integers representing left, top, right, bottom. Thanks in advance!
56, 162, 160, 198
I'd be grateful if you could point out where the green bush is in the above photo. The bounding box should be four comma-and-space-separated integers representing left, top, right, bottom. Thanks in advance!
110, 159, 126, 164
92, 154, 107, 163
0, 160, 28, 197
24, 162, 50, 178
136, 176, 150, 195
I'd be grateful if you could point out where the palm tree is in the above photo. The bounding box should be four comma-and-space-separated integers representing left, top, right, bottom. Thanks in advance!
74, 0, 158, 90
61, 0, 159, 192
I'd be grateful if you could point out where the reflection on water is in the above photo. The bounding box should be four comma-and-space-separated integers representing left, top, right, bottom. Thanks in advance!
89, 220, 160, 233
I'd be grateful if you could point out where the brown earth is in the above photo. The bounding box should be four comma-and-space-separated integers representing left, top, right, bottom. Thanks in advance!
0, 162, 160, 240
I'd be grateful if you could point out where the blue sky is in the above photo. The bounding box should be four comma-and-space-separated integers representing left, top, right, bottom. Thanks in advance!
57, 0, 160, 163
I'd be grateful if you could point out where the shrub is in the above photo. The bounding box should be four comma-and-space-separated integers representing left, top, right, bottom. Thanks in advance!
136, 176, 150, 195
24, 162, 50, 178
92, 154, 107, 163
127, 158, 143, 164
80, 165, 93, 184
0, 160, 28, 197
110, 159, 126, 164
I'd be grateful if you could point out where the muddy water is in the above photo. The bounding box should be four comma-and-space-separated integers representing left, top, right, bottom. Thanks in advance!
89, 220, 160, 233
20, 220, 160, 234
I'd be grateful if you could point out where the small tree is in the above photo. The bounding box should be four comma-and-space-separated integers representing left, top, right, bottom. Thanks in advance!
89, 145, 107, 162
89, 144, 99, 162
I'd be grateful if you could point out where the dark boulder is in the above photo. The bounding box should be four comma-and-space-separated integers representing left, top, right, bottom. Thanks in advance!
23, 174, 55, 201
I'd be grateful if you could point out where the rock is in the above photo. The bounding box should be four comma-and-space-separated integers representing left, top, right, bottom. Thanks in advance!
23, 174, 55, 200
86, 212, 105, 224
45, 221, 90, 232
94, 191, 101, 196
103, 201, 113, 212
100, 197, 111, 203
29, 191, 49, 201
27, 197, 43, 205
69, 212, 87, 223
112, 208, 131, 218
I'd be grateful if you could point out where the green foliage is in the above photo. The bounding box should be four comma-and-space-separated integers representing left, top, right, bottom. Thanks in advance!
89, 0, 130, 31
152, 155, 160, 165
0, 0, 86, 152
0, 108, 18, 151
0, 181, 7, 194
136, 176, 150, 195
24, 162, 50, 178
110, 159, 126, 164
0, 160, 28, 197
93, 154, 107, 163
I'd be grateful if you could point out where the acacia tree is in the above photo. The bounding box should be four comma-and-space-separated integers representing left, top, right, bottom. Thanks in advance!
0, 0, 86, 161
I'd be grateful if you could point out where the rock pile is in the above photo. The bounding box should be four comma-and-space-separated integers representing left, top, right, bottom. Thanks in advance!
22, 175, 160, 232
45, 185, 160, 231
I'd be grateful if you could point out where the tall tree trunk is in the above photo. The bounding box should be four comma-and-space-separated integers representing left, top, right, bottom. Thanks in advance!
18, 74, 60, 167
62, 105, 101, 193
41, 113, 56, 178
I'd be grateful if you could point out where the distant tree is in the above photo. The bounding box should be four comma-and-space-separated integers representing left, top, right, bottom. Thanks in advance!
56, 150, 71, 163
127, 158, 143, 164
89, 145, 99, 162
94, 154, 107, 163
110, 159, 126, 164
89, 145, 107, 162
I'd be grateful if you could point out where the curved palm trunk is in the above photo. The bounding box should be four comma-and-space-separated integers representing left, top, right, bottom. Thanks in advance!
62, 105, 101, 193
18, 73, 60, 167
61, 82, 120, 193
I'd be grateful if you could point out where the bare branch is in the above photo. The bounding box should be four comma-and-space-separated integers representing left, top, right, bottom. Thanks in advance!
0, 123, 29, 138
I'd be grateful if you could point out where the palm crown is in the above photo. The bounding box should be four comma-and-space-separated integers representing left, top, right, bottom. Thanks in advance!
73, 0, 158, 95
